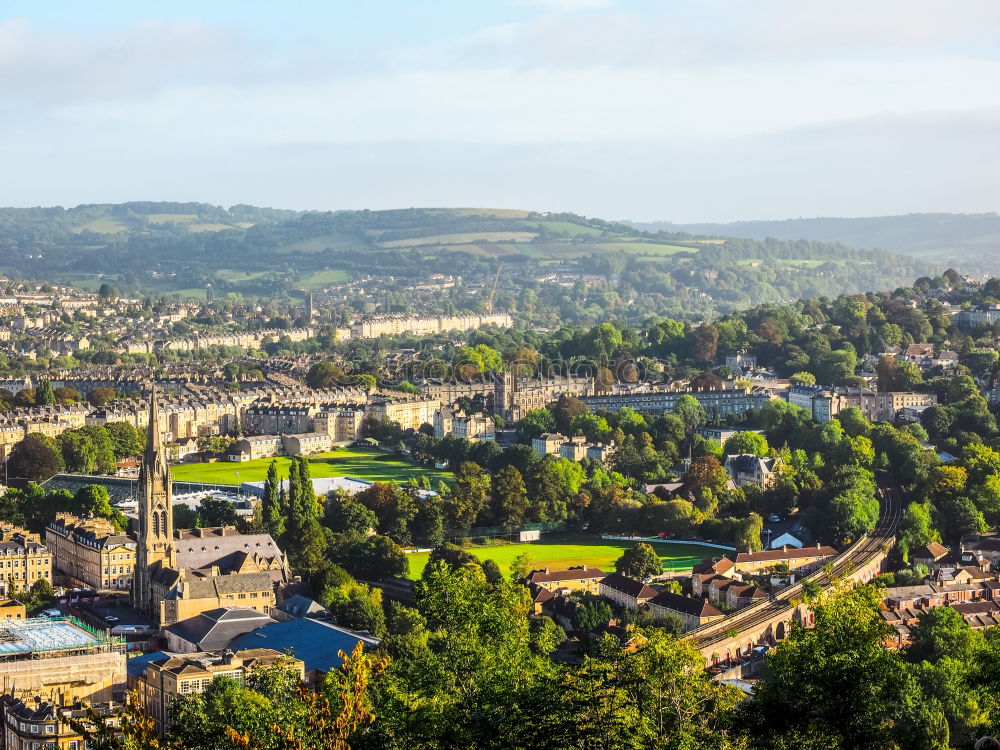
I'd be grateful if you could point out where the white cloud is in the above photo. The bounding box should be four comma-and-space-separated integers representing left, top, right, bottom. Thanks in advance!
0, 2, 998, 219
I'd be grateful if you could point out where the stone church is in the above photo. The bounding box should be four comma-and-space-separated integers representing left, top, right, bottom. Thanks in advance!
132, 389, 289, 628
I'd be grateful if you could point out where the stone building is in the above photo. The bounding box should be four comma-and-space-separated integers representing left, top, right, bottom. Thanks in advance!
129, 648, 304, 737
45, 514, 136, 591
0, 525, 53, 596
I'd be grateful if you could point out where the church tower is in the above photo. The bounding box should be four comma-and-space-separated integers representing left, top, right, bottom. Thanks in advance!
494, 366, 518, 423
132, 386, 175, 615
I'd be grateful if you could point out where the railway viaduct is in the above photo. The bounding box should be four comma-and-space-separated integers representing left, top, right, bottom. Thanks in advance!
685, 482, 903, 666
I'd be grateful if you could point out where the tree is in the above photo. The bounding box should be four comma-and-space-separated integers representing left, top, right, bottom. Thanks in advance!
614, 542, 662, 579
736, 513, 764, 552
552, 394, 590, 434
827, 486, 879, 545
35, 379, 56, 406
105, 422, 144, 459
87, 387, 119, 407
572, 598, 614, 632
518, 408, 556, 440
326, 498, 377, 535
836, 407, 872, 438
686, 455, 730, 496
444, 462, 490, 531
199, 497, 239, 527
306, 360, 344, 389
7, 434, 64, 481
75, 484, 113, 518
673, 394, 707, 431
897, 501, 940, 563
481, 559, 504, 586
53, 386, 80, 404
425, 542, 479, 574
261, 461, 285, 539
789, 371, 816, 385
321, 577, 388, 637
492, 465, 529, 527
740, 585, 944, 750
359, 535, 408, 580
411, 497, 445, 549
174, 504, 200, 529
510, 551, 536, 581
57, 430, 97, 473
722, 431, 768, 457
907, 605, 983, 665
367, 561, 547, 748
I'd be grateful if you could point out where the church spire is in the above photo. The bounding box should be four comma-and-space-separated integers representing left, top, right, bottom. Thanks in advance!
144, 385, 168, 478
133, 383, 175, 617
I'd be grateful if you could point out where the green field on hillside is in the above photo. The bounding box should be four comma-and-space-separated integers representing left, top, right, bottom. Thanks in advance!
300, 269, 352, 288
404, 539, 725, 580
595, 241, 697, 256
518, 220, 605, 237
379, 231, 538, 248
171, 447, 452, 486
72, 218, 128, 234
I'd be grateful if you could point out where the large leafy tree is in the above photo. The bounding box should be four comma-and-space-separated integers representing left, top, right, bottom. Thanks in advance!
360, 562, 548, 749
614, 542, 662, 579
8, 433, 64, 481
740, 585, 947, 750
491, 465, 529, 527
722, 431, 768, 458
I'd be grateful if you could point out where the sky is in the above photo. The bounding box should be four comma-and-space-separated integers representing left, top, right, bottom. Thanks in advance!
1, 0, 998, 222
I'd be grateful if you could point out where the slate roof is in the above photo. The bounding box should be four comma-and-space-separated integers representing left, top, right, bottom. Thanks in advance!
277, 594, 328, 618
525, 566, 605, 584
165, 607, 276, 651
178, 571, 275, 599
599, 573, 658, 600
649, 591, 723, 618
734, 546, 837, 564
228, 618, 381, 675
174, 527, 285, 571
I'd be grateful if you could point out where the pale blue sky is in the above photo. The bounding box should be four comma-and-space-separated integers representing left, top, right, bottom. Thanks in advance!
1, 1, 998, 221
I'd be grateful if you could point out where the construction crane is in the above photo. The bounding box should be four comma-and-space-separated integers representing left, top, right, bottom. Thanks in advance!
487, 265, 502, 314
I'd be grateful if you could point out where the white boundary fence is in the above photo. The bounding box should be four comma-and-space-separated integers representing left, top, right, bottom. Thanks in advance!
601, 535, 736, 552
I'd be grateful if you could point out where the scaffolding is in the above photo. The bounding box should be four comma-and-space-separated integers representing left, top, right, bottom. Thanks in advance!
0, 617, 124, 661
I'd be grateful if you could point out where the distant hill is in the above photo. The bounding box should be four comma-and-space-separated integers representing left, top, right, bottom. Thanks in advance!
0, 203, 939, 318
629, 213, 1000, 269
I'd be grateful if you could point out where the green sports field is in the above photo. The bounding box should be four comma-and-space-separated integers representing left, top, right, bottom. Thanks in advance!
404, 539, 727, 580
171, 448, 451, 486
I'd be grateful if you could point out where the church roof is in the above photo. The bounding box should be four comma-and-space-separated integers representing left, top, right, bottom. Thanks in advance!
174, 527, 285, 573
181, 571, 275, 599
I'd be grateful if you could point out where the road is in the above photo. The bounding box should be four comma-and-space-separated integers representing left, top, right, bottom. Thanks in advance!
686, 477, 903, 651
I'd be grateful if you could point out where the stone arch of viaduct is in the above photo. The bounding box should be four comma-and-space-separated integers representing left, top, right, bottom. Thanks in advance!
694, 539, 889, 665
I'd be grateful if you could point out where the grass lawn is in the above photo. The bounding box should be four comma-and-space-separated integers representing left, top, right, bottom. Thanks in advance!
404, 538, 726, 580
171, 447, 452, 486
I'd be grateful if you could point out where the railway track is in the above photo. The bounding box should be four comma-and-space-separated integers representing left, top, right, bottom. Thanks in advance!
687, 479, 903, 650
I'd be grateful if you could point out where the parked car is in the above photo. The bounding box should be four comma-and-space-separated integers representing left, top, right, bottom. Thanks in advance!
767, 514, 781, 523
39, 608, 62, 618
103, 615, 120, 624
